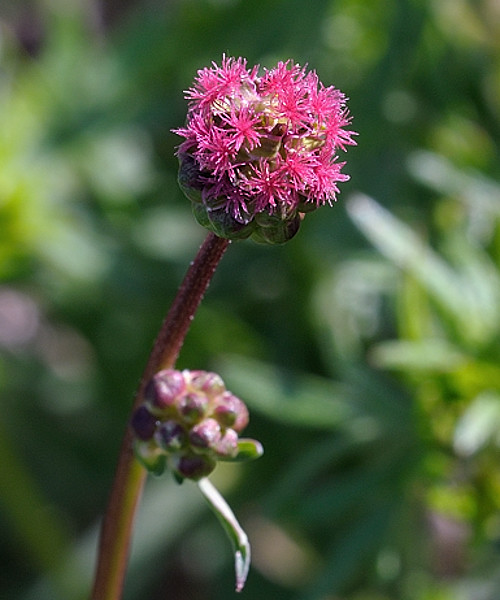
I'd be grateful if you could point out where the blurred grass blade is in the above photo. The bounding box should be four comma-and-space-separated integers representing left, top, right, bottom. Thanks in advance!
408, 151, 500, 217
298, 453, 403, 528
370, 339, 467, 372
218, 355, 356, 430
263, 435, 364, 515
347, 193, 465, 317
219, 355, 413, 437
346, 193, 500, 344
299, 500, 397, 600
0, 426, 70, 577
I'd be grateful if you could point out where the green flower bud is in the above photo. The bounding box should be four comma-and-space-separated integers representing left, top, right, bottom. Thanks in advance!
234, 438, 264, 462
192, 202, 212, 229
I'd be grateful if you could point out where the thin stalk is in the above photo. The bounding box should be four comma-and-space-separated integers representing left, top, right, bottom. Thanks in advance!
91, 233, 230, 600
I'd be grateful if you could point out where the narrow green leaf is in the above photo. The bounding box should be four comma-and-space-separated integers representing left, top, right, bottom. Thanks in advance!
198, 478, 251, 592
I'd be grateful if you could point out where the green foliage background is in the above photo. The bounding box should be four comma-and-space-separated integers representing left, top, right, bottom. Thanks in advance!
1, 1, 499, 599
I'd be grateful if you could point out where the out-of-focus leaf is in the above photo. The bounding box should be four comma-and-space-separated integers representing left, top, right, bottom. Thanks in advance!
297, 450, 410, 529
263, 435, 372, 515
347, 193, 500, 345
218, 355, 358, 430
0, 426, 71, 575
453, 392, 500, 457
371, 339, 467, 372
22, 476, 212, 600
314, 257, 397, 361
408, 151, 500, 224
298, 499, 398, 600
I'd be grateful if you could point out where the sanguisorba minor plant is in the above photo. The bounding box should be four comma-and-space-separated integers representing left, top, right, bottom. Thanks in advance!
91, 56, 356, 600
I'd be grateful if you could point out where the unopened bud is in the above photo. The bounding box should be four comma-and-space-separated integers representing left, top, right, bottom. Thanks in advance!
156, 420, 186, 451
214, 428, 239, 459
132, 368, 263, 479
189, 370, 226, 397
214, 392, 249, 432
177, 152, 204, 204
146, 369, 186, 411
131, 405, 158, 441
189, 418, 222, 450
173, 453, 216, 481
179, 392, 208, 424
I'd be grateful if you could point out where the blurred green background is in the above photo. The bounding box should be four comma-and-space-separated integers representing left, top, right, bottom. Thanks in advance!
1, 0, 499, 599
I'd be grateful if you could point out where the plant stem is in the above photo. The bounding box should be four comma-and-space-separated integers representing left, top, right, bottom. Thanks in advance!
91, 233, 230, 600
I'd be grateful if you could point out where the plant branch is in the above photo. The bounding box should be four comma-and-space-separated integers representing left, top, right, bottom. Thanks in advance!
91, 233, 230, 600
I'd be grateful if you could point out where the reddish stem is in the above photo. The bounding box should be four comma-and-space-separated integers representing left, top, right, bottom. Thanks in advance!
91, 233, 230, 600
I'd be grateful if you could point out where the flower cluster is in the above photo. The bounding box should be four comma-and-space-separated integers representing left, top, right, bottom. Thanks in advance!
174, 56, 356, 244
131, 369, 262, 481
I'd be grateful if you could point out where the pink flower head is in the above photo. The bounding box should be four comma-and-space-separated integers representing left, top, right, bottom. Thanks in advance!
174, 56, 356, 244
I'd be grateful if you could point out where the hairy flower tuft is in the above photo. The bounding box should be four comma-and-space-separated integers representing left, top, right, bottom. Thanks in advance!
174, 56, 356, 243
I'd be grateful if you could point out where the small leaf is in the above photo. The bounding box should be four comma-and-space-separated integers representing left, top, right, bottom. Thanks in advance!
198, 478, 251, 592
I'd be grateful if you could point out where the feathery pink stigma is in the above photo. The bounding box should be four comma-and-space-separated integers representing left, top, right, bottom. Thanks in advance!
175, 56, 356, 242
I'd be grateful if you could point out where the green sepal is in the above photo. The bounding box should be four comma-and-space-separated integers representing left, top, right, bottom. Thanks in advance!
232, 438, 264, 462
251, 215, 301, 244
177, 152, 204, 204
133, 440, 167, 476
192, 202, 211, 229
207, 208, 255, 240
254, 211, 283, 228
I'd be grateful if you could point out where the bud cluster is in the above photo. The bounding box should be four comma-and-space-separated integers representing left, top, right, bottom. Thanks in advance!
131, 369, 261, 481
